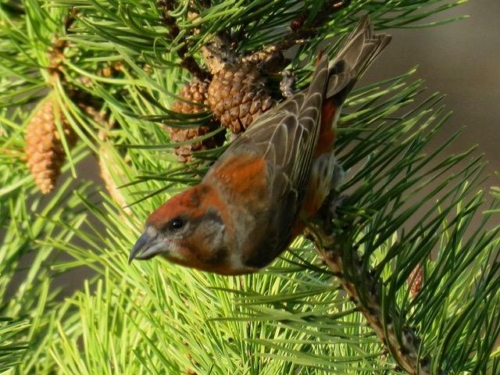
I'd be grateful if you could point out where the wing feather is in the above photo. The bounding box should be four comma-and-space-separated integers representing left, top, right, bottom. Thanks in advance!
215, 58, 331, 261
204, 16, 391, 268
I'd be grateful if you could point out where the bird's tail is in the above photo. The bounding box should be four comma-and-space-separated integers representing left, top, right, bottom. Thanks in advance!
325, 15, 392, 105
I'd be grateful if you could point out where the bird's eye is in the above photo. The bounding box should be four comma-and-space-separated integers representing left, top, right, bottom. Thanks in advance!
169, 217, 185, 231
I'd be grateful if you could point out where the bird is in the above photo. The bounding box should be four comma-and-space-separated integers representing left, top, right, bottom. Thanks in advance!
129, 16, 391, 275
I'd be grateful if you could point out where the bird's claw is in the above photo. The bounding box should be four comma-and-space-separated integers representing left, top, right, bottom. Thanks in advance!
280, 70, 297, 98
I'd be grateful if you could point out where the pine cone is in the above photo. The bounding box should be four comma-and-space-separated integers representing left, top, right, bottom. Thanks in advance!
25, 99, 77, 194
207, 64, 274, 134
408, 264, 424, 298
167, 80, 225, 163
171, 80, 209, 115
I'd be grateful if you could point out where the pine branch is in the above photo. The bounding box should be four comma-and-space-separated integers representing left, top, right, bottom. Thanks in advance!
157, 0, 211, 80
1, 0, 499, 374
308, 225, 431, 374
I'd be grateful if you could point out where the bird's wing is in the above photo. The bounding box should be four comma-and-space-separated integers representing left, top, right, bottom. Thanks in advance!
211, 57, 330, 267
205, 16, 391, 268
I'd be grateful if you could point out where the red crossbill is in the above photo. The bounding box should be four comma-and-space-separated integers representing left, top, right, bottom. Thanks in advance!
130, 16, 391, 274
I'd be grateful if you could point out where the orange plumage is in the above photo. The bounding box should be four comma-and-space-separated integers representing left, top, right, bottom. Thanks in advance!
130, 16, 391, 274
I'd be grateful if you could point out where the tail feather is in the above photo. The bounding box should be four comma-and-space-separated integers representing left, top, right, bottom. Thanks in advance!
326, 15, 392, 103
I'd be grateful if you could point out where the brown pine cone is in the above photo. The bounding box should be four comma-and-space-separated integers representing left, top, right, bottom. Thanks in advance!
25, 98, 77, 194
408, 264, 424, 299
171, 80, 209, 115
167, 80, 225, 163
207, 64, 274, 134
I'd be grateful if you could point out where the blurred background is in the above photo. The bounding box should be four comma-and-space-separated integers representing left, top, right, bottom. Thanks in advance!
366, 1, 499, 180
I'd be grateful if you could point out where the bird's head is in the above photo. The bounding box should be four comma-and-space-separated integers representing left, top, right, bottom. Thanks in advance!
129, 184, 234, 273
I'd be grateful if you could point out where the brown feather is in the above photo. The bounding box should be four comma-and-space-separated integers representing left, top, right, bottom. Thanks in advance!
131, 16, 392, 273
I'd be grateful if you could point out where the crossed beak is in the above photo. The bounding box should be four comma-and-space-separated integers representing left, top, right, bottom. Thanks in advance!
129, 229, 164, 263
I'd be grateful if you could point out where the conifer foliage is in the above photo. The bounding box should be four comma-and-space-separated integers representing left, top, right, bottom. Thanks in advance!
0, 0, 498, 374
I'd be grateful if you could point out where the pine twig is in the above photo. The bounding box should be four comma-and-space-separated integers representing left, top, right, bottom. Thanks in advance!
307, 223, 432, 375
174, 1, 352, 79
158, 0, 211, 81
242, 0, 351, 70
